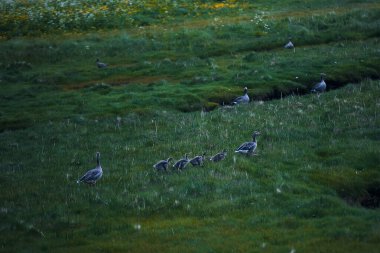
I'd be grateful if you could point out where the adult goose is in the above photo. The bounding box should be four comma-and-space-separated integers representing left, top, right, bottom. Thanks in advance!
153, 157, 172, 171
311, 74, 327, 93
232, 87, 249, 105
77, 152, 103, 185
235, 131, 260, 155
96, 58, 107, 69
173, 154, 190, 170
189, 153, 206, 166
210, 150, 227, 162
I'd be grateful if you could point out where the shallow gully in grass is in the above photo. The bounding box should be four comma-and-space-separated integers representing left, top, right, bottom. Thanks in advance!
208, 76, 380, 112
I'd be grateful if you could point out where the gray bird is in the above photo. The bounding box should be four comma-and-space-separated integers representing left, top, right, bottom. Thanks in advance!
96, 58, 107, 68
235, 131, 260, 155
311, 74, 327, 93
210, 150, 227, 162
284, 40, 294, 49
77, 152, 103, 185
232, 87, 249, 105
189, 153, 206, 166
153, 157, 172, 171
173, 154, 190, 170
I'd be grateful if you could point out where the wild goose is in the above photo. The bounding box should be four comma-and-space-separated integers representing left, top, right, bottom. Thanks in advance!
173, 154, 190, 170
235, 131, 260, 155
77, 152, 103, 185
210, 150, 227, 162
96, 58, 107, 68
232, 87, 249, 105
311, 74, 327, 93
153, 157, 172, 171
189, 153, 206, 166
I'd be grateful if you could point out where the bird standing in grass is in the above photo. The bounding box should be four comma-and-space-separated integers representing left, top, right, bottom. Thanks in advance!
77, 152, 103, 185
96, 58, 107, 68
189, 153, 206, 166
232, 87, 249, 105
153, 157, 172, 171
173, 154, 190, 170
311, 74, 327, 93
210, 150, 227, 162
235, 131, 260, 156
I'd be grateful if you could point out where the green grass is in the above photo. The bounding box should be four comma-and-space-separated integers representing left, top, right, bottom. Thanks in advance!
1, 1, 380, 131
1, 80, 379, 253
1, 0, 380, 252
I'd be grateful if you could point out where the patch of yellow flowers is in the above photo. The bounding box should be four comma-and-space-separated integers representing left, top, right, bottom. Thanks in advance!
0, 0, 242, 37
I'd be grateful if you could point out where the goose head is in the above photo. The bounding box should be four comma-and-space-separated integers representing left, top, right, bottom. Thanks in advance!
252, 131, 260, 140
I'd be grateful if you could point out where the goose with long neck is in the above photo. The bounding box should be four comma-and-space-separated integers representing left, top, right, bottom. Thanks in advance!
173, 154, 190, 170
311, 74, 327, 93
232, 87, 249, 105
77, 152, 103, 185
153, 157, 172, 171
235, 131, 260, 155
189, 153, 206, 166
210, 150, 227, 162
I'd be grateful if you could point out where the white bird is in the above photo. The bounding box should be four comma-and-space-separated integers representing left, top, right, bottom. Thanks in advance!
189, 153, 206, 166
77, 152, 103, 185
96, 58, 107, 68
153, 157, 172, 171
210, 150, 227, 162
235, 131, 260, 155
232, 87, 250, 105
173, 154, 190, 170
311, 74, 327, 93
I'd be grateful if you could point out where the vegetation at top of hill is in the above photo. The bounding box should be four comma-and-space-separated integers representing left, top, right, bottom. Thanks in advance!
1, 0, 380, 131
1, 0, 379, 38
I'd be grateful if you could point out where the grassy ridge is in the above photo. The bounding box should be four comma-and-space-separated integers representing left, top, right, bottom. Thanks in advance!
0, 80, 379, 252
1, 3, 380, 130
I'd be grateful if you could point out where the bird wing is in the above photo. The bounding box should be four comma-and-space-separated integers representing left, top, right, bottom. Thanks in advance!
174, 160, 185, 168
189, 157, 198, 165
154, 160, 166, 168
174, 159, 189, 168
79, 168, 102, 182
313, 82, 321, 90
233, 96, 243, 104
233, 94, 249, 104
236, 142, 255, 151
312, 81, 326, 92
284, 41, 294, 48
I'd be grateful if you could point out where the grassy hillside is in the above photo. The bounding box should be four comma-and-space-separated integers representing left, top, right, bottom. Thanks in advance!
1, 79, 379, 253
1, 0, 380, 252
1, 0, 380, 131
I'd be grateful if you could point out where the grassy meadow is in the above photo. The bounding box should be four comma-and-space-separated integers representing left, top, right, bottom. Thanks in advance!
1, 0, 380, 252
